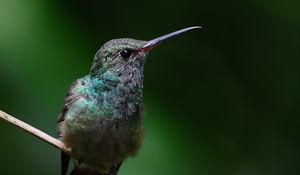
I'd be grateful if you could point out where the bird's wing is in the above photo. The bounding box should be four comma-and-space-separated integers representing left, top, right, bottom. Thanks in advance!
57, 77, 121, 175
57, 79, 82, 175
57, 79, 82, 125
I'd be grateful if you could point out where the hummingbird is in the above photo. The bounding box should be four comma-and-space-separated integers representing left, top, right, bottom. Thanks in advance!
57, 26, 201, 175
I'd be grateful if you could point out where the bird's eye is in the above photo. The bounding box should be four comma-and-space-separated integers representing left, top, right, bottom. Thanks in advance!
120, 49, 132, 59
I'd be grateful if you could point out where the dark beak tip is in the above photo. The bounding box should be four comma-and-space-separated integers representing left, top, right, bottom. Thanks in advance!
142, 26, 202, 51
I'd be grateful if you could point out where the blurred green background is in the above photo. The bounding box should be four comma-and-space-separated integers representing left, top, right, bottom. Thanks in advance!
0, 0, 299, 175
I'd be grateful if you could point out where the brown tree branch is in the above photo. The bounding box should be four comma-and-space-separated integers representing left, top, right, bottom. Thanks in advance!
0, 109, 71, 155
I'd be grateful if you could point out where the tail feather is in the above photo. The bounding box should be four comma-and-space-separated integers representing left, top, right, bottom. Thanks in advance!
61, 152, 70, 175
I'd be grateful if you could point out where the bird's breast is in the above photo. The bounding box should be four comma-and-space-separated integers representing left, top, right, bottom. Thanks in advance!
61, 111, 144, 173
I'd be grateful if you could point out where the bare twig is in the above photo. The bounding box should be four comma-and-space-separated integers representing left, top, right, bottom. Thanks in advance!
0, 109, 71, 155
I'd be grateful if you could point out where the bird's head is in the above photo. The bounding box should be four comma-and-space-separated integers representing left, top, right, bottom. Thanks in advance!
90, 26, 201, 77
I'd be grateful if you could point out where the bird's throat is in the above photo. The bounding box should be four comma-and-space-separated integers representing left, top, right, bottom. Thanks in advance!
90, 67, 144, 119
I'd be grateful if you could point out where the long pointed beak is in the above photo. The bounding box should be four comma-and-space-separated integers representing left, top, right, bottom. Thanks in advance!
141, 26, 201, 52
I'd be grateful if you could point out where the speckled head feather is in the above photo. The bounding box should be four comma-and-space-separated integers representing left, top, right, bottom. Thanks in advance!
90, 38, 147, 77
